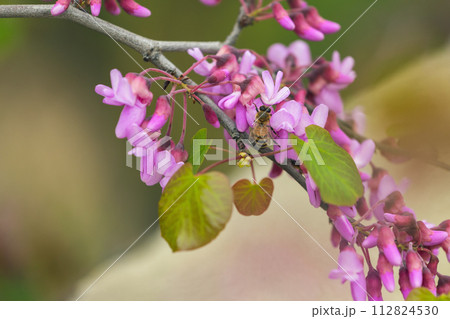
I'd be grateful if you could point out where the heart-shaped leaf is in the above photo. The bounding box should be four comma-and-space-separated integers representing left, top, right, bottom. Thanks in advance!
158, 163, 232, 251
187, 128, 211, 174
232, 178, 274, 216
293, 125, 364, 206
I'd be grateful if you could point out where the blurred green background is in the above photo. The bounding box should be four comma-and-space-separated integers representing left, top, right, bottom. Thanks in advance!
0, 0, 450, 300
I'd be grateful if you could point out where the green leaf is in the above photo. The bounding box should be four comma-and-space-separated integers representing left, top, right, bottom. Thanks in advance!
187, 128, 211, 174
292, 125, 364, 206
158, 163, 232, 251
232, 178, 274, 216
407, 288, 450, 301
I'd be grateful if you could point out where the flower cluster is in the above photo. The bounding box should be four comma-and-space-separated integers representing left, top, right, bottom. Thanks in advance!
95, 69, 184, 188
46, 0, 150, 17
93, 1, 450, 301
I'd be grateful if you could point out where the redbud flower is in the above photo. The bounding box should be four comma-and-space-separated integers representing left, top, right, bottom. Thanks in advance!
366, 269, 383, 301
269, 162, 283, 179
117, 0, 151, 17
362, 227, 378, 248
219, 91, 241, 110
267, 41, 312, 70
377, 226, 402, 266
305, 173, 321, 208
239, 76, 265, 106
272, 3, 295, 31
399, 267, 413, 299
294, 103, 329, 137
270, 100, 302, 133
406, 249, 423, 288
305, 7, 341, 34
293, 13, 324, 41
239, 51, 257, 75
187, 48, 215, 76
146, 96, 172, 132
418, 221, 448, 246
422, 267, 437, 296
199, 0, 221, 5
50, 0, 71, 16
202, 104, 220, 128
329, 247, 366, 301
377, 252, 395, 292
235, 102, 248, 132
125, 73, 153, 105
327, 205, 355, 242
48, 0, 150, 17
349, 139, 375, 169
260, 71, 291, 106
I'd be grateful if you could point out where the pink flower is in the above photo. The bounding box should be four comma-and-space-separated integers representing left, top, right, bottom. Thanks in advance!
133, 141, 184, 189
327, 205, 355, 242
305, 7, 341, 34
350, 139, 376, 169
96, 69, 143, 107
366, 269, 383, 301
270, 100, 302, 133
294, 103, 329, 137
330, 51, 356, 86
199, 0, 221, 6
96, 69, 148, 139
329, 247, 367, 301
272, 3, 295, 31
292, 13, 324, 41
187, 48, 215, 77
267, 40, 312, 70
48, 0, 151, 17
260, 71, 290, 106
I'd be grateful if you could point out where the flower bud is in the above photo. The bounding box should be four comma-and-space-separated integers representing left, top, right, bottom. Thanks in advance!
202, 104, 220, 128
377, 252, 395, 292
437, 274, 450, 295
207, 69, 230, 84
146, 96, 171, 132
406, 250, 423, 288
118, 0, 151, 18
51, 0, 71, 16
269, 162, 283, 179
384, 212, 416, 229
293, 13, 324, 41
422, 267, 437, 296
418, 221, 448, 246
171, 145, 188, 163
356, 197, 369, 217
330, 225, 341, 248
366, 269, 383, 301
399, 267, 413, 300
90, 0, 102, 16
327, 205, 355, 242
105, 0, 121, 15
305, 7, 340, 34
273, 3, 295, 31
287, 0, 305, 9
362, 227, 378, 248
377, 226, 402, 266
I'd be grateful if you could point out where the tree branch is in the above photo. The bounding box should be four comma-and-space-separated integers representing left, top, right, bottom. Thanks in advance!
0, 3, 329, 210
0, 5, 222, 54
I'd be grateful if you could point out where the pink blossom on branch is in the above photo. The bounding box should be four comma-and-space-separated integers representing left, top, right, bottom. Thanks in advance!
47, 0, 151, 17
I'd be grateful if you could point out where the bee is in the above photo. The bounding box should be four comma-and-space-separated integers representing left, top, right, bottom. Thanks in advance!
249, 106, 274, 148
